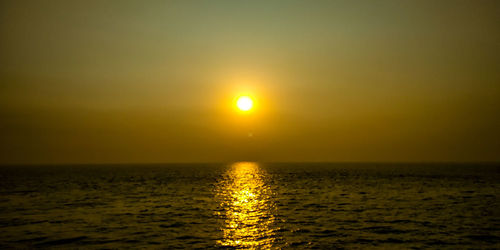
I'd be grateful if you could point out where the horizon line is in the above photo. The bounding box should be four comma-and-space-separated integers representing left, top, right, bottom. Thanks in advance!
1, 160, 499, 167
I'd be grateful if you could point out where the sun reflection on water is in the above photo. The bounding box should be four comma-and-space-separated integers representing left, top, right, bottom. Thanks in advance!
216, 162, 275, 248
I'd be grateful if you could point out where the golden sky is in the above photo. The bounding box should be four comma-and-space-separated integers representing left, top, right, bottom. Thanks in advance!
1, 0, 499, 164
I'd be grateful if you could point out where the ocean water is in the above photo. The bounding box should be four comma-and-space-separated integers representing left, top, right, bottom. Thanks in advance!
0, 162, 498, 249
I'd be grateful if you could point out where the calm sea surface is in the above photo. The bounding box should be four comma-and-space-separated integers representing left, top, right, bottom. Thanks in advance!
0, 162, 498, 249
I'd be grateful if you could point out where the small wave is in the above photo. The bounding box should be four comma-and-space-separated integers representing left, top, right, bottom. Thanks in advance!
159, 222, 185, 228
36, 236, 88, 246
14, 236, 47, 243
466, 234, 500, 243
362, 226, 410, 235
176, 235, 202, 240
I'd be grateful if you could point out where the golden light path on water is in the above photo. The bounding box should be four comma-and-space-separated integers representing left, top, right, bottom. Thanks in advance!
216, 162, 276, 248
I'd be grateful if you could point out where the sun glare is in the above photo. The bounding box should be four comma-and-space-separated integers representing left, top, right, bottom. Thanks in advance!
236, 96, 253, 111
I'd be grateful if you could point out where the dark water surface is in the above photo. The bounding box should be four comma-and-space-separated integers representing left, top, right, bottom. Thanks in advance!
0, 162, 499, 249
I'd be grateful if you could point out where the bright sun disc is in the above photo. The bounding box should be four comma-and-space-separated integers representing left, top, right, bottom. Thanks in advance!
236, 96, 253, 111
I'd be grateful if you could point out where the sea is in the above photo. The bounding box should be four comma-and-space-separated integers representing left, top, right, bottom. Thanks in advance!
0, 162, 498, 249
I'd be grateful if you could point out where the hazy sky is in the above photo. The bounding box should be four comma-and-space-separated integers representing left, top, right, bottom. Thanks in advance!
1, 0, 499, 164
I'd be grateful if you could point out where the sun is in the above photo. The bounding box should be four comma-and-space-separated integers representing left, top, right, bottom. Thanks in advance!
236, 96, 253, 111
